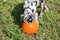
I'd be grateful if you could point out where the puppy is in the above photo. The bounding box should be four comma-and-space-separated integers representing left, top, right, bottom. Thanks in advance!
21, 0, 49, 24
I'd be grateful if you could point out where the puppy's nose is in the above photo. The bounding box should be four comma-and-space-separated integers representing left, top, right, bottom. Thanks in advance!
28, 19, 32, 23
27, 16, 33, 23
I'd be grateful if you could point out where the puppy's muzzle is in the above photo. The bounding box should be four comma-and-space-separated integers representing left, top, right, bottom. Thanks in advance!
27, 15, 34, 23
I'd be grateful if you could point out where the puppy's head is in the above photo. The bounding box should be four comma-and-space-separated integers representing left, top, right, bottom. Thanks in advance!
24, 8, 35, 23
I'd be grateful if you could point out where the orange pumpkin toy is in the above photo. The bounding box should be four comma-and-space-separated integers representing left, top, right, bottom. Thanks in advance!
22, 20, 38, 35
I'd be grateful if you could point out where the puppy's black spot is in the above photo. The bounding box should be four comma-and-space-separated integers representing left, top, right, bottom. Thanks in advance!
31, 2, 33, 6
35, 1, 37, 6
33, 1, 37, 6
28, 1, 30, 3
28, 13, 29, 14
22, 16, 24, 18
27, 6, 29, 8
32, 9, 34, 12
41, 0, 44, 3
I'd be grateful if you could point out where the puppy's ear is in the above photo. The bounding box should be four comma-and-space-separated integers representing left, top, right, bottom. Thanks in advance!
20, 14, 24, 21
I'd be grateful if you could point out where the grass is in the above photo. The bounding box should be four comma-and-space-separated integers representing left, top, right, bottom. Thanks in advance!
0, 0, 60, 40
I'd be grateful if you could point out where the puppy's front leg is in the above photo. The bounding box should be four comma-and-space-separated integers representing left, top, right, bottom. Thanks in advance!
20, 14, 24, 21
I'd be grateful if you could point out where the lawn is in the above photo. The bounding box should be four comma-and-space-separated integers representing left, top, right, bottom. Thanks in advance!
0, 0, 60, 40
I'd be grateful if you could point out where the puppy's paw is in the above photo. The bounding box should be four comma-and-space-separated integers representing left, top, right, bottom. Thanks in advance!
44, 5, 49, 12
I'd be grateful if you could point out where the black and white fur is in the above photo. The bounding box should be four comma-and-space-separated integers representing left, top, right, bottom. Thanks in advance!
20, 8, 38, 23
20, 0, 49, 23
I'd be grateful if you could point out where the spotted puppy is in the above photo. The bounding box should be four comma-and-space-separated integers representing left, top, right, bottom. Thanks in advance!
20, 0, 49, 23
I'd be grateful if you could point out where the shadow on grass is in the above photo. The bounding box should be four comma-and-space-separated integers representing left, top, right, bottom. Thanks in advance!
11, 3, 24, 28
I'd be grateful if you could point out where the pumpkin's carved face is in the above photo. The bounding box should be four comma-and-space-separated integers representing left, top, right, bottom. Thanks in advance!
22, 20, 38, 35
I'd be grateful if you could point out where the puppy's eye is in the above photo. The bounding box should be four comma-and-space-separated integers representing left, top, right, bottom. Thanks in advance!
27, 6, 29, 8
31, 2, 33, 6
41, 0, 44, 3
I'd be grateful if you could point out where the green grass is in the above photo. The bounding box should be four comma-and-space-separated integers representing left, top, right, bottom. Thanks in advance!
0, 0, 60, 40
